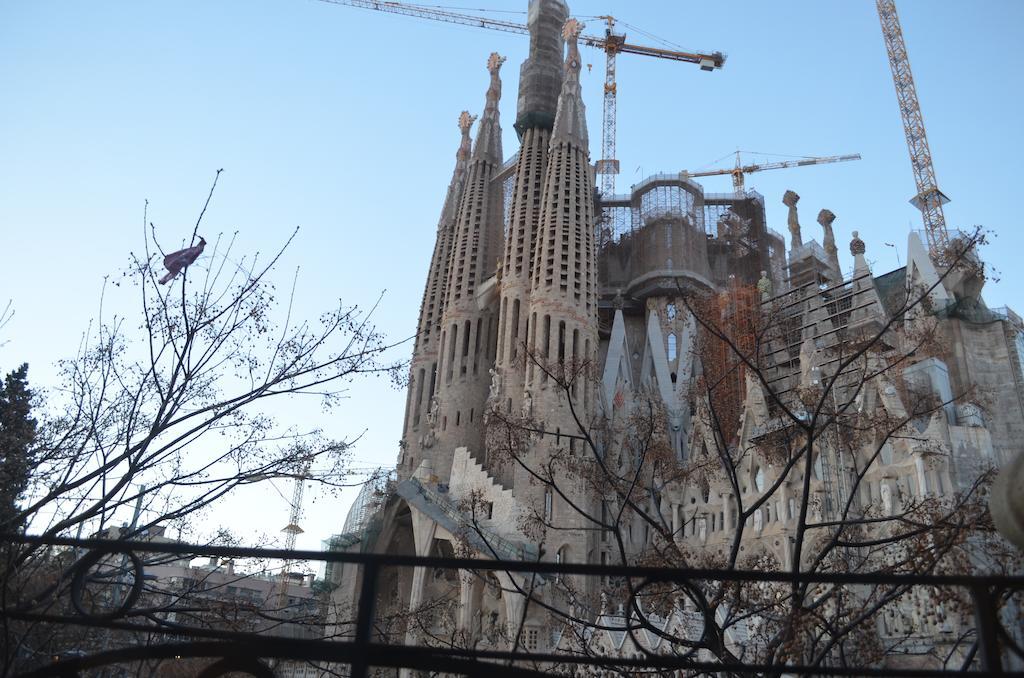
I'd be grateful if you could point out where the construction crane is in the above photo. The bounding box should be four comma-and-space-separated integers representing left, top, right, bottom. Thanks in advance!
876, 0, 950, 261
680, 151, 861, 193
276, 460, 310, 610
317, 1, 725, 196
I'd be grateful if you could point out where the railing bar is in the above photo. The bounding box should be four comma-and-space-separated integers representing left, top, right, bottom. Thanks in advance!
10, 535, 1022, 589
350, 561, 379, 678
970, 584, 1005, 674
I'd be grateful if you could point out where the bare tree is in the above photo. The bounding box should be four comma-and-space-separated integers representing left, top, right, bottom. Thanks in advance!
0, 175, 405, 675
473, 228, 1022, 674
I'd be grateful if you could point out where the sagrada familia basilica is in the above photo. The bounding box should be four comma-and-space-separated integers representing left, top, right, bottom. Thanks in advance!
328, 0, 1024, 669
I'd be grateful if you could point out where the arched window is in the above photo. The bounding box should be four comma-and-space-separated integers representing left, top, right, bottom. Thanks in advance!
754, 466, 765, 492
667, 333, 677, 362
666, 303, 677, 320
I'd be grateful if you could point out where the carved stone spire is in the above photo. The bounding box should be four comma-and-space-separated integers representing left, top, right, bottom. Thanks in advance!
440, 111, 476, 225
847, 230, 887, 338
457, 110, 476, 161
551, 19, 588, 148
783, 190, 802, 249
399, 110, 479, 480
473, 53, 506, 164
430, 55, 508, 477
818, 208, 840, 275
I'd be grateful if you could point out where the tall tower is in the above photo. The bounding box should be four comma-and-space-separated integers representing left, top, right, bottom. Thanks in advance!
400, 112, 476, 480
516, 19, 598, 562
524, 18, 596, 423
494, 0, 568, 426
431, 53, 507, 478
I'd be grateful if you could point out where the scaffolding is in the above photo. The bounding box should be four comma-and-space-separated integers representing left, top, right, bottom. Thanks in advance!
696, 279, 761, 446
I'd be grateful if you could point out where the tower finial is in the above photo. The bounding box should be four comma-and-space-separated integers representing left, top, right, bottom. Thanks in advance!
472, 53, 505, 163
562, 17, 583, 44
850, 230, 866, 257
783, 190, 802, 249
457, 110, 477, 163
485, 52, 506, 111
818, 208, 840, 274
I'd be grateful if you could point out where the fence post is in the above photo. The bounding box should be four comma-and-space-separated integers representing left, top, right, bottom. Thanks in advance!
351, 561, 379, 678
970, 584, 1003, 674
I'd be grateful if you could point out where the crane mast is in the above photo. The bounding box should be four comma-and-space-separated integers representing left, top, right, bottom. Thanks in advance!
876, 0, 950, 260
320, 1, 724, 198
594, 16, 622, 197
277, 463, 309, 610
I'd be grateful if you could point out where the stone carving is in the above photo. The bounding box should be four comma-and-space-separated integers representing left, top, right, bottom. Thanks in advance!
783, 190, 802, 248
420, 396, 440, 449
487, 51, 506, 76
850, 230, 866, 256
881, 481, 893, 515
522, 390, 533, 418
753, 508, 763, 533
457, 110, 477, 157
562, 17, 584, 42
818, 208, 840, 273
488, 368, 503, 402
757, 270, 772, 301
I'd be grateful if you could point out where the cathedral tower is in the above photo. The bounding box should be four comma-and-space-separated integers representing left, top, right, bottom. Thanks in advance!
400, 112, 475, 480
494, 0, 568, 425
516, 18, 598, 563
430, 53, 507, 478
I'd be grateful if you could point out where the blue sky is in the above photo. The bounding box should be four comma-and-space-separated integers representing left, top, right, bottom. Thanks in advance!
2, 0, 1022, 549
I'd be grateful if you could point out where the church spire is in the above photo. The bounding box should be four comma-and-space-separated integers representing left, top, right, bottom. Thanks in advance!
551, 18, 588, 148
473, 53, 506, 164
399, 110, 479, 480
523, 15, 598, 442
428, 53, 508, 478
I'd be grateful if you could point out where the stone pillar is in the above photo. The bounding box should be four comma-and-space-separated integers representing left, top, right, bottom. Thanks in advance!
495, 571, 527, 645
405, 509, 438, 644
458, 570, 483, 638
991, 451, 1024, 550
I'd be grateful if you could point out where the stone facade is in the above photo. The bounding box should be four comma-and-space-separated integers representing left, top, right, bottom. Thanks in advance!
335, 0, 1024, 671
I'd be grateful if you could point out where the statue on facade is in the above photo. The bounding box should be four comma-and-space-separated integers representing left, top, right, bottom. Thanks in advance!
881, 482, 893, 515
488, 368, 503, 402
757, 270, 772, 301
522, 390, 533, 418
420, 396, 440, 449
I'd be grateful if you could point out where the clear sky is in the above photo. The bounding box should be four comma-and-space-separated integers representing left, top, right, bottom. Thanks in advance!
2, 1, 1022, 550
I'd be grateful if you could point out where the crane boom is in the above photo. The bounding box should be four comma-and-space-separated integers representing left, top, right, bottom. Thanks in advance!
876, 0, 950, 260
318, 1, 724, 196
680, 153, 861, 192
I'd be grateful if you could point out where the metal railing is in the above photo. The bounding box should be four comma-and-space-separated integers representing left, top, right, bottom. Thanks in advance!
2, 534, 1022, 677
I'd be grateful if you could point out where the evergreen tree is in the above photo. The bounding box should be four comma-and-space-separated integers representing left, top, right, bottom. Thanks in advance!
0, 364, 36, 532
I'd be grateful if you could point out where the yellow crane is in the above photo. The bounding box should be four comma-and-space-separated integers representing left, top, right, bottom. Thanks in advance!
876, 0, 950, 261
680, 151, 861, 193
318, 1, 725, 196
